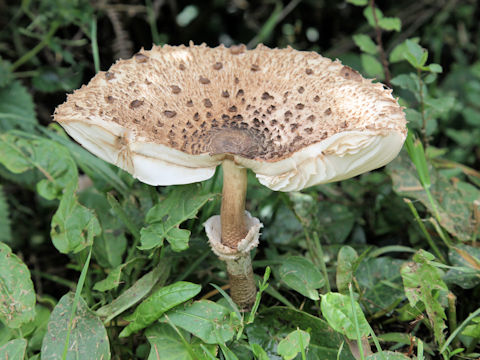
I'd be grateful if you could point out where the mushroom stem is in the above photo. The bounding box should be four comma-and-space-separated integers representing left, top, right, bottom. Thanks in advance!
221, 159, 248, 248
220, 159, 256, 308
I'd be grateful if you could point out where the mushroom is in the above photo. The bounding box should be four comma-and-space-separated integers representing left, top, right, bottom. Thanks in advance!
54, 43, 407, 309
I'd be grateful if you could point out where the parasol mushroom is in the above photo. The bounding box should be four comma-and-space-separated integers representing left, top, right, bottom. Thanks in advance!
54, 43, 407, 309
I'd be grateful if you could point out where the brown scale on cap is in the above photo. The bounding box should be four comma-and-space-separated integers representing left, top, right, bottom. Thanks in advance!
55, 43, 406, 162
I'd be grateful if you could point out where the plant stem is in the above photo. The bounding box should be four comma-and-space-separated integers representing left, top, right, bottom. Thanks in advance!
370, 0, 391, 87
220, 159, 256, 309
221, 159, 248, 248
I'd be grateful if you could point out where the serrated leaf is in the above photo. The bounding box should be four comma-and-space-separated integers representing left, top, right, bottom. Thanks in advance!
320, 292, 370, 340
279, 256, 324, 300
140, 185, 213, 251
0, 338, 27, 360
146, 323, 217, 360
401, 250, 448, 346
163, 300, 238, 344
51, 184, 101, 254
0, 242, 36, 328
337, 246, 358, 294
353, 34, 378, 55
0, 185, 11, 243
120, 281, 201, 337
41, 293, 110, 360
277, 329, 310, 360
0, 132, 78, 200
0, 81, 36, 132
405, 40, 428, 68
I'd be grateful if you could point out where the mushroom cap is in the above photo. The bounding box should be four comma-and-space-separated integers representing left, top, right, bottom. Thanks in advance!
55, 43, 406, 192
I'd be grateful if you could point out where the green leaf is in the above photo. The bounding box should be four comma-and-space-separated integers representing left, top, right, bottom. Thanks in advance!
0, 59, 13, 87
404, 39, 428, 68
0, 243, 36, 329
278, 256, 324, 300
389, 38, 420, 63
0, 338, 27, 360
96, 262, 169, 323
0, 81, 37, 132
163, 300, 238, 344
366, 351, 411, 359
51, 184, 101, 254
355, 257, 404, 314
0, 185, 11, 243
444, 245, 480, 289
250, 343, 269, 360
461, 317, 480, 339
378, 17, 401, 32
347, 0, 368, 5
247, 307, 355, 359
353, 34, 378, 55
361, 53, 384, 79
401, 250, 448, 346
320, 292, 370, 340
145, 323, 216, 360
391, 74, 419, 92
0, 133, 78, 200
426, 63, 443, 73
277, 329, 310, 360
41, 293, 110, 360
32, 66, 83, 93
140, 185, 213, 251
336, 246, 358, 294
363, 6, 384, 28
26, 305, 51, 352
120, 281, 201, 337
93, 266, 124, 292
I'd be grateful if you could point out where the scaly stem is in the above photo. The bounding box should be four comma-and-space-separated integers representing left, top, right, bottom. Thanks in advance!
220, 159, 256, 309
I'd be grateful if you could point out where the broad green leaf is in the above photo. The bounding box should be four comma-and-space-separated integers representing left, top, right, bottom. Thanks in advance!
140, 185, 213, 251
120, 281, 201, 337
26, 305, 51, 352
390, 38, 420, 63
247, 307, 355, 359
361, 54, 384, 79
0, 81, 36, 132
51, 184, 101, 254
96, 262, 170, 323
404, 40, 428, 68
347, 0, 368, 5
337, 246, 358, 294
278, 256, 324, 300
277, 329, 310, 360
0, 243, 36, 328
32, 66, 83, 93
461, 317, 480, 338
355, 257, 404, 314
163, 300, 238, 344
0, 338, 27, 360
401, 250, 448, 346
363, 6, 384, 28
444, 245, 480, 289
426, 63, 443, 73
145, 323, 216, 360
320, 292, 370, 340
353, 34, 378, 55
0, 133, 78, 200
250, 343, 269, 360
388, 152, 478, 241
378, 17, 401, 32
41, 293, 110, 360
366, 351, 412, 359
391, 74, 419, 93
93, 266, 124, 292
0, 185, 11, 243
